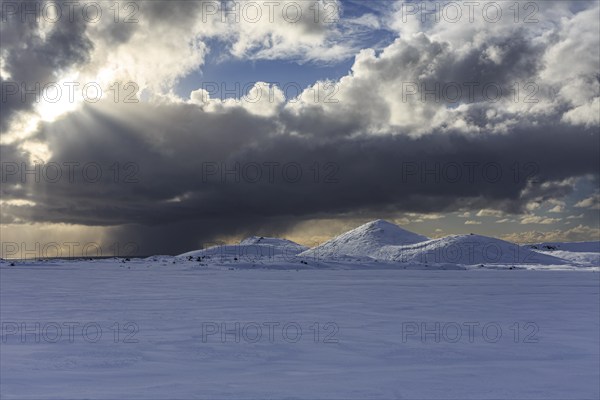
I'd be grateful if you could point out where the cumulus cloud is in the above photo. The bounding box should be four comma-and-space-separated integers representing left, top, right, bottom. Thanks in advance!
520, 215, 562, 225
191, 82, 286, 117
284, 0, 600, 137
222, 0, 356, 62
575, 194, 600, 209
547, 199, 566, 213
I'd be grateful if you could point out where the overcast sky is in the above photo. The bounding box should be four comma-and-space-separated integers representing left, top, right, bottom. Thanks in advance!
1, 0, 599, 257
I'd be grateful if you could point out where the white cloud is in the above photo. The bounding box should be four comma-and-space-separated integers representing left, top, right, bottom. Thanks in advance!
562, 97, 600, 127
192, 82, 286, 117
405, 213, 444, 220
520, 215, 562, 225
284, 0, 600, 137
0, 199, 36, 207
221, 0, 357, 63
574, 194, 600, 209
567, 214, 584, 220
525, 202, 541, 211
476, 209, 504, 217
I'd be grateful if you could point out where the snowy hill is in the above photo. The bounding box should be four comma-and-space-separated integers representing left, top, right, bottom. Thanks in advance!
300, 220, 572, 266
526, 241, 600, 266
526, 241, 600, 253
392, 234, 568, 266
178, 236, 307, 262
239, 236, 306, 251
300, 219, 429, 260
172, 221, 593, 267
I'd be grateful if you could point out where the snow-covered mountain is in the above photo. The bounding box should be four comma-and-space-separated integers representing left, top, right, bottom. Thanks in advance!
178, 236, 307, 261
300, 220, 569, 266
393, 234, 567, 266
299, 219, 429, 260
172, 220, 593, 267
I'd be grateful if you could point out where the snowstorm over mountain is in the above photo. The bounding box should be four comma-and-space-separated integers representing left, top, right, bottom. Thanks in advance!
1, 0, 599, 255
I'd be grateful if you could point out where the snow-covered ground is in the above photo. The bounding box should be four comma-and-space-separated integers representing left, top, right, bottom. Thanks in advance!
1, 221, 598, 398
1, 260, 599, 399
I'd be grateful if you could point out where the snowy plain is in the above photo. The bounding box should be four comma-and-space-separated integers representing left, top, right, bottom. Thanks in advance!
1, 261, 599, 399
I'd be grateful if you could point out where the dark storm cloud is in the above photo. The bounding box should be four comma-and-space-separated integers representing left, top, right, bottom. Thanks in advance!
433, 33, 544, 100
2, 100, 597, 254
